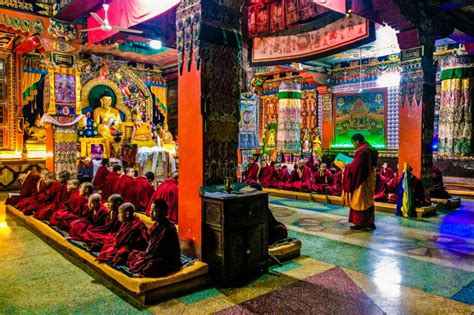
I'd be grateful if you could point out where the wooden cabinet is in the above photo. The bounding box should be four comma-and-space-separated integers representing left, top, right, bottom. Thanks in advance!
202, 191, 269, 285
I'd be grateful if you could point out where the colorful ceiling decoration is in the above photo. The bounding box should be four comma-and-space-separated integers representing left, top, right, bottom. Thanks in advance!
0, 32, 15, 50
0, 0, 54, 17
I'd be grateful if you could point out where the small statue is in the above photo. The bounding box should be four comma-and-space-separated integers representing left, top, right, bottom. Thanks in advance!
93, 90, 122, 139
158, 125, 175, 145
25, 114, 46, 144
131, 116, 156, 147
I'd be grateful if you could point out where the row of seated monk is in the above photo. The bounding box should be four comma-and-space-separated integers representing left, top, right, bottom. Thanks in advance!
243, 156, 451, 207
7, 172, 181, 277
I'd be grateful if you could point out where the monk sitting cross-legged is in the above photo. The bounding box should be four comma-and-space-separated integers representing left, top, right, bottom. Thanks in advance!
6, 167, 41, 207
113, 167, 135, 203
128, 199, 181, 277
311, 163, 334, 193
256, 160, 274, 188
268, 164, 289, 189
21, 172, 62, 216
34, 171, 71, 220
92, 158, 110, 191
97, 202, 149, 266
69, 193, 109, 242
130, 172, 155, 212
15, 169, 49, 211
101, 165, 123, 202
49, 182, 94, 231
283, 160, 312, 192
244, 156, 260, 185
146, 172, 178, 223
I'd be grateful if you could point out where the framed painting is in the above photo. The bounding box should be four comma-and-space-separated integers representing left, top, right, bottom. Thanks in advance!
48, 66, 81, 115
332, 88, 387, 149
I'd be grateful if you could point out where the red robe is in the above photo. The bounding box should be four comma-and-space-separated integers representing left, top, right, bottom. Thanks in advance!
69, 204, 110, 242
244, 162, 260, 185
257, 166, 274, 187
311, 169, 334, 193
130, 177, 155, 212
269, 168, 289, 189
343, 142, 378, 228
379, 167, 395, 184
6, 172, 40, 206
97, 216, 149, 265
430, 167, 451, 199
327, 171, 343, 196
93, 166, 110, 190
283, 166, 312, 192
21, 180, 62, 215
374, 173, 389, 202
101, 172, 120, 202
127, 219, 181, 277
84, 213, 122, 251
49, 189, 89, 231
33, 181, 69, 220
113, 175, 135, 203
16, 179, 46, 211
146, 177, 178, 223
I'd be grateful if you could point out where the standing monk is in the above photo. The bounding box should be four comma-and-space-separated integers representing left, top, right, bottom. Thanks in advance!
146, 173, 178, 223
130, 172, 155, 212
93, 159, 110, 190
6, 167, 40, 206
101, 165, 123, 202
342, 133, 378, 231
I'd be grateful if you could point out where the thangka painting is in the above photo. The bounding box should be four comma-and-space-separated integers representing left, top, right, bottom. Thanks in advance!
263, 122, 278, 153
54, 73, 76, 105
239, 94, 259, 149
333, 88, 387, 149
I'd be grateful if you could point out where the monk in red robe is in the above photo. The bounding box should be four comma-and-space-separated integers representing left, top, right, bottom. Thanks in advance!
244, 156, 260, 185
146, 172, 178, 223
113, 167, 135, 203
101, 165, 123, 202
268, 164, 289, 189
327, 170, 343, 196
379, 162, 395, 183
342, 133, 378, 231
97, 202, 149, 266
6, 167, 41, 207
49, 182, 94, 231
283, 160, 312, 192
34, 171, 71, 220
257, 161, 274, 187
92, 158, 110, 190
21, 172, 62, 215
69, 193, 109, 241
15, 169, 49, 210
430, 166, 451, 199
128, 199, 181, 277
84, 194, 124, 250
373, 172, 389, 202
311, 163, 334, 193
130, 172, 155, 212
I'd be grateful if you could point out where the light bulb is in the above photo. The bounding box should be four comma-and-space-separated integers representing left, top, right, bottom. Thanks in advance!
149, 40, 162, 49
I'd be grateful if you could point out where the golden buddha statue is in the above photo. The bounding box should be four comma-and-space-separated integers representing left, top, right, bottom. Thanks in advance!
158, 125, 175, 145
25, 114, 46, 144
93, 91, 122, 139
131, 116, 156, 147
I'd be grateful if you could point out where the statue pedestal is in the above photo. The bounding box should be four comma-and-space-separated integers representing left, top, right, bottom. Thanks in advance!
79, 137, 112, 158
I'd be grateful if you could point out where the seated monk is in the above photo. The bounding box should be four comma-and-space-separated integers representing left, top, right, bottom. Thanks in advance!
101, 165, 123, 202
374, 172, 389, 202
146, 172, 178, 223
34, 171, 71, 220
430, 166, 451, 199
131, 116, 156, 147
130, 172, 155, 212
92, 159, 110, 190
244, 156, 260, 185
50, 182, 94, 231
128, 199, 181, 277
283, 160, 312, 192
6, 167, 41, 206
327, 158, 347, 196
84, 194, 124, 250
257, 161, 274, 187
113, 167, 135, 203
311, 163, 334, 193
379, 162, 395, 184
15, 169, 49, 210
268, 164, 289, 189
390, 167, 430, 207
97, 202, 149, 266
20, 172, 62, 216
69, 193, 109, 242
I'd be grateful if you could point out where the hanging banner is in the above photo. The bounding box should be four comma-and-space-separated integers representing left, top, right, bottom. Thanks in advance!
0, 0, 51, 16
251, 14, 374, 65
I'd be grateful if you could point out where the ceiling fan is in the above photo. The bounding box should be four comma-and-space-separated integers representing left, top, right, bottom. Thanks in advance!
81, 2, 143, 34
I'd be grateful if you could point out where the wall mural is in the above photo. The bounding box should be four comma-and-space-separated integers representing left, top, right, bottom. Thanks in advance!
333, 88, 386, 149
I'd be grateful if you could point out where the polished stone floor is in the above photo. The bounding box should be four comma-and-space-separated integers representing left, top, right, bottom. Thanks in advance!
1, 194, 473, 314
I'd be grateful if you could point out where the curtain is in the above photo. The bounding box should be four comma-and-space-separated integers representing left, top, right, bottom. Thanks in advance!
438, 55, 474, 157
150, 85, 168, 128
277, 81, 302, 154
22, 70, 43, 113
239, 93, 259, 149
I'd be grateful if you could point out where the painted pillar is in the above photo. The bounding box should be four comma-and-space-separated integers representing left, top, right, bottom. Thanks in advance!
318, 86, 333, 149
176, 0, 242, 257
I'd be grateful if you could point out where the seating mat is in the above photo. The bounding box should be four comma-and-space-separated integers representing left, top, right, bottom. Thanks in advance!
6, 206, 208, 295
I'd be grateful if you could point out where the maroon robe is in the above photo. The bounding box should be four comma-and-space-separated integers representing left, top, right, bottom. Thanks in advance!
244, 162, 260, 185
269, 167, 289, 189
33, 181, 68, 220
101, 172, 120, 202
127, 219, 181, 277
311, 169, 334, 193
6, 172, 40, 206
21, 180, 62, 215
49, 189, 89, 231
69, 204, 109, 239
97, 216, 149, 265
343, 142, 378, 228
84, 213, 122, 250
93, 166, 110, 190
257, 165, 274, 187
130, 177, 155, 212
146, 177, 178, 223
16, 179, 46, 211
283, 165, 312, 192
113, 175, 135, 203
430, 167, 451, 199
374, 173, 389, 202
327, 171, 343, 196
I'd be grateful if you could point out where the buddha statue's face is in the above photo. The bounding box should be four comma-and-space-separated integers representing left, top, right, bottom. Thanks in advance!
100, 96, 113, 109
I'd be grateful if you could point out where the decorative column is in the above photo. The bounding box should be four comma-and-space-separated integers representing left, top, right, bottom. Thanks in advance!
176, 0, 242, 257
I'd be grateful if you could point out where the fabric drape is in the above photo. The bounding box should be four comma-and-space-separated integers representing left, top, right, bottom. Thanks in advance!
150, 85, 168, 128
277, 81, 302, 154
